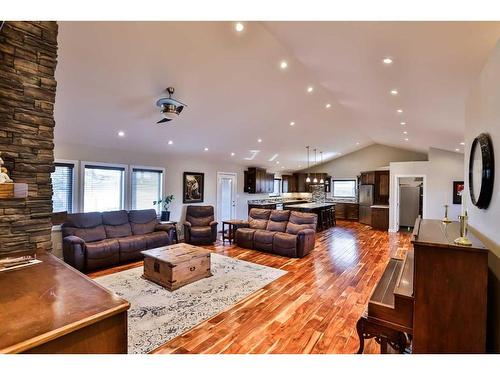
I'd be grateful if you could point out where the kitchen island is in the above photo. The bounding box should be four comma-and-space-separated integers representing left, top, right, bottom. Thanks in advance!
285, 202, 335, 231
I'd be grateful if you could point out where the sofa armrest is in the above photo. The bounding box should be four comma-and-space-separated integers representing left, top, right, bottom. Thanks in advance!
183, 222, 192, 243
296, 229, 316, 258
234, 221, 250, 230
62, 235, 86, 271
209, 221, 218, 242
155, 223, 176, 243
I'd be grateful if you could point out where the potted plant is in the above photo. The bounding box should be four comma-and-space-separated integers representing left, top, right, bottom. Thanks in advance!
154, 194, 174, 221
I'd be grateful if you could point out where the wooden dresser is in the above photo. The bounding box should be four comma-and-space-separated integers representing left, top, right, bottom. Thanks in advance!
357, 218, 488, 353
0, 253, 130, 354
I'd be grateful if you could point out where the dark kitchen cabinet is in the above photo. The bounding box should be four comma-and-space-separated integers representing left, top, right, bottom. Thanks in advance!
371, 206, 389, 230
335, 203, 359, 220
374, 170, 390, 205
360, 171, 375, 185
282, 175, 297, 193
244, 168, 274, 194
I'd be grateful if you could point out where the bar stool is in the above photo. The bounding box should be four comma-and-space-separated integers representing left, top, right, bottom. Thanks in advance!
330, 207, 336, 227
319, 209, 329, 231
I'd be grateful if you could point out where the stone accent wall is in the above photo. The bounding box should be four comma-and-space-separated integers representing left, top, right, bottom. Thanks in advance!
0, 21, 58, 257
310, 184, 326, 202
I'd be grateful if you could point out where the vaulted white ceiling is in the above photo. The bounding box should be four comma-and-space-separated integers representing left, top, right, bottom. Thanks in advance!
55, 21, 500, 172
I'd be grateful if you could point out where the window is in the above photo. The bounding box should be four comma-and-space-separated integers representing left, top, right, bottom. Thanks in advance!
332, 179, 357, 198
83, 164, 125, 212
131, 168, 163, 213
51, 162, 75, 213
270, 178, 282, 197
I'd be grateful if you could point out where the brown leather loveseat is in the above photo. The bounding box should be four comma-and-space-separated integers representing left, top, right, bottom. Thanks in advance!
62, 209, 175, 272
235, 208, 317, 258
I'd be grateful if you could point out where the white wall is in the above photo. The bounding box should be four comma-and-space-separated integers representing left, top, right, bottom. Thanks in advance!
54, 142, 272, 222
389, 148, 464, 231
465, 39, 500, 353
308, 143, 428, 178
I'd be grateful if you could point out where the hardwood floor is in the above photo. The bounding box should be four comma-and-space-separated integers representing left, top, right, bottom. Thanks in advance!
88, 221, 412, 354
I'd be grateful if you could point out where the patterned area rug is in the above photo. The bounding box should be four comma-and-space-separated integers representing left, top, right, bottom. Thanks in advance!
94, 253, 286, 354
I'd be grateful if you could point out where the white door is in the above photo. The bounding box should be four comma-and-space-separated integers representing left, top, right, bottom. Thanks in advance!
217, 172, 237, 222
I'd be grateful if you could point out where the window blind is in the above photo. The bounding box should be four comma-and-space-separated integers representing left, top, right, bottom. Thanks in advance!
83, 165, 125, 212
131, 168, 163, 213
51, 163, 74, 213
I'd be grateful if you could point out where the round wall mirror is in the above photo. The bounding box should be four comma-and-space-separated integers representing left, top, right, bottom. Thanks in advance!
468, 133, 495, 209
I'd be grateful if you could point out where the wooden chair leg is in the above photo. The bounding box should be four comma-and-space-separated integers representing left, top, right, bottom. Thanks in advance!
356, 317, 365, 354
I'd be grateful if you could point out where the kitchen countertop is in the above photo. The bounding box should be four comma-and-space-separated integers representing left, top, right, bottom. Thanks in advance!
285, 202, 335, 210
370, 205, 389, 209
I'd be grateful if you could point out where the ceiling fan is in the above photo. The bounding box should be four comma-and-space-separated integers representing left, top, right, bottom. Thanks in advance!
155, 87, 187, 124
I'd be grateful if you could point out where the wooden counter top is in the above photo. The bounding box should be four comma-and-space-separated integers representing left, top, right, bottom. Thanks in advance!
285, 202, 335, 210
411, 218, 488, 253
0, 253, 130, 353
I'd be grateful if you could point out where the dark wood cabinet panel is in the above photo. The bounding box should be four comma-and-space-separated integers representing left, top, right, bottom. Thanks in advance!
282, 175, 298, 193
374, 171, 390, 205
244, 168, 274, 194
360, 172, 375, 185
371, 207, 389, 230
335, 203, 359, 220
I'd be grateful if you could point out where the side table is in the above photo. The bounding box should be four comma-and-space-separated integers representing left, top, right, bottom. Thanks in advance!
222, 220, 245, 244
160, 221, 179, 243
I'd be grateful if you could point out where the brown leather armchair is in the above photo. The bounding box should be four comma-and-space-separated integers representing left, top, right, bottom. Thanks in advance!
183, 205, 218, 245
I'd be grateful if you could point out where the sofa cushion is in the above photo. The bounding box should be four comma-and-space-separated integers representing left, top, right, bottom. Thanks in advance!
254, 230, 276, 252
235, 227, 256, 249
190, 226, 212, 238
286, 211, 317, 234
102, 210, 132, 238
144, 231, 170, 249
248, 208, 271, 230
128, 209, 158, 235
62, 212, 106, 242
117, 235, 147, 254
273, 232, 297, 257
266, 210, 290, 232
85, 239, 120, 270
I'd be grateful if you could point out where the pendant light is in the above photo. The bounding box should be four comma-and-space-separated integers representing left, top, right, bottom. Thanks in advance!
319, 151, 324, 184
305, 146, 311, 183
313, 148, 318, 183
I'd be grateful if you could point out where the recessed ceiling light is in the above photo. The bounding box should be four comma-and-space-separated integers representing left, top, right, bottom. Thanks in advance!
383, 57, 393, 65
276, 161, 280, 164
400, 122, 406, 126
397, 109, 403, 113
298, 165, 302, 168
257, 138, 262, 143
204, 147, 209, 151
118, 131, 125, 137
280, 60, 288, 69
230, 152, 235, 156
455, 148, 460, 152
325, 103, 331, 109
281, 166, 285, 169
460, 142, 465, 146
307, 86, 314, 93
403, 131, 408, 135
356, 142, 360, 146
168, 140, 173, 145
234, 22, 244, 32
390, 89, 398, 95
404, 138, 409, 142
290, 121, 295, 126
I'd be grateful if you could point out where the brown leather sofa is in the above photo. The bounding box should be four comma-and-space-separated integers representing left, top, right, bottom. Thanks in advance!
62, 209, 175, 272
183, 205, 218, 245
235, 208, 317, 258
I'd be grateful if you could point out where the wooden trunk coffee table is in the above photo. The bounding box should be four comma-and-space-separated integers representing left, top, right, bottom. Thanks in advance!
141, 243, 212, 291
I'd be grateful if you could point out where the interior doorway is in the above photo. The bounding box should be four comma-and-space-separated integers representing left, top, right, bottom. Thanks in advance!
216, 172, 237, 223
395, 175, 426, 232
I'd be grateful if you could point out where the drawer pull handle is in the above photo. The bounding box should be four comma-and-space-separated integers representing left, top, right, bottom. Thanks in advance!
189, 266, 196, 272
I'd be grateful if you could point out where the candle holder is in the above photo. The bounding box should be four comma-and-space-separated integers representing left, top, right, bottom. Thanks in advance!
441, 204, 451, 223
454, 211, 472, 246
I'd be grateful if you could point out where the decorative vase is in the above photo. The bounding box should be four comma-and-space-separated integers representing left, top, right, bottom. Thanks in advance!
161, 211, 170, 221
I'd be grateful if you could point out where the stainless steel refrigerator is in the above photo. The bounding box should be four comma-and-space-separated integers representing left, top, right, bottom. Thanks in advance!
399, 186, 421, 227
359, 185, 374, 225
